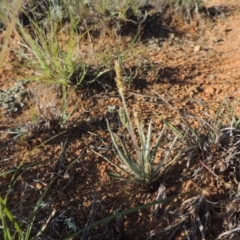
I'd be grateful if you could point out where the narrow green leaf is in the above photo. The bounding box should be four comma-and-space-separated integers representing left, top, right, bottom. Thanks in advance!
0, 200, 12, 239
92, 150, 135, 180
149, 123, 166, 165
108, 172, 140, 184
0, 196, 22, 237
152, 135, 179, 178
118, 139, 142, 179
107, 119, 143, 180
145, 119, 153, 162
136, 116, 146, 150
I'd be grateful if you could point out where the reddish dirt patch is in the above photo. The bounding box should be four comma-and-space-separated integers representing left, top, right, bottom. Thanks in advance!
1, 1, 240, 239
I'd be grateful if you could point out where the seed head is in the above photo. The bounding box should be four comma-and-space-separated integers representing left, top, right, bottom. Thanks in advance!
114, 59, 124, 95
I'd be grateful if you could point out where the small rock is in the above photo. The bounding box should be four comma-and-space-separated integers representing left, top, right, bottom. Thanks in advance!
194, 45, 201, 53
35, 182, 42, 190
209, 75, 216, 80
204, 86, 215, 96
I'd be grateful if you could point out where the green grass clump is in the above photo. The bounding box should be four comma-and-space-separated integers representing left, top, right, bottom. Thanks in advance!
16, 9, 81, 85
15, 0, 89, 126
15, 0, 144, 126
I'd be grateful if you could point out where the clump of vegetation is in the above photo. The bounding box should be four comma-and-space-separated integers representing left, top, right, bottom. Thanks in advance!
2, 0, 240, 239
94, 59, 181, 186
167, 99, 240, 194
15, 0, 145, 127
166, 0, 204, 21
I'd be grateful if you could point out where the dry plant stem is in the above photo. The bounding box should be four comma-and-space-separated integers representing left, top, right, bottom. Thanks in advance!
199, 160, 236, 195
36, 209, 56, 238
114, 59, 142, 164
0, 0, 23, 69
217, 227, 240, 239
56, 127, 72, 172
81, 195, 97, 240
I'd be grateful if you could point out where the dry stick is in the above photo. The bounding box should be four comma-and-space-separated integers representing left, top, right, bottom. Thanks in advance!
81, 195, 97, 240
199, 160, 236, 196
151, 90, 178, 113
154, 183, 166, 218
217, 227, 240, 239
36, 209, 56, 238
56, 127, 72, 172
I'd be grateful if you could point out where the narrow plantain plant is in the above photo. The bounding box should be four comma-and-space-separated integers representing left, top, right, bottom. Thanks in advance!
94, 60, 181, 186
